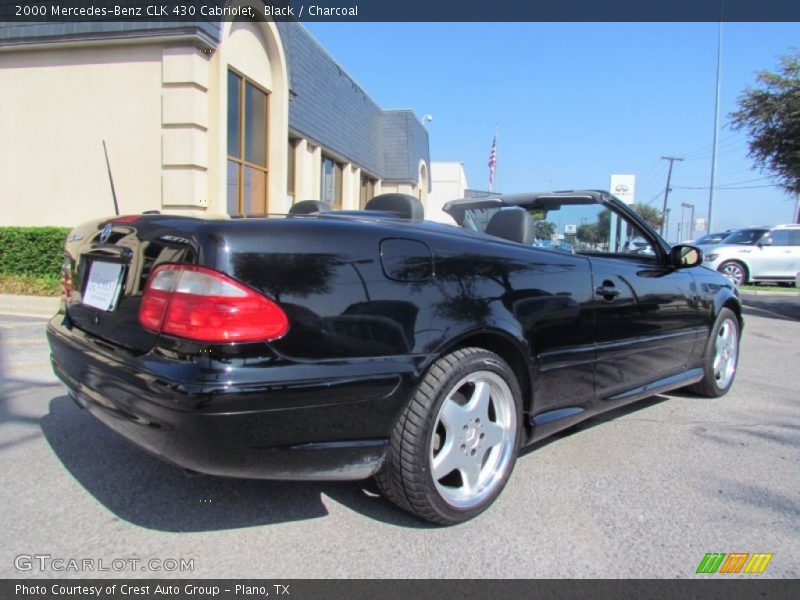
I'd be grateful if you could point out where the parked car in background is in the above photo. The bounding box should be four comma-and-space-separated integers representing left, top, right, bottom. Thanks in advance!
691, 230, 733, 246
531, 238, 574, 253
47, 191, 743, 525
703, 225, 800, 286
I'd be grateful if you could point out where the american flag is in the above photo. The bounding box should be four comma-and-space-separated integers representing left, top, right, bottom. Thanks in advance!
488, 134, 497, 191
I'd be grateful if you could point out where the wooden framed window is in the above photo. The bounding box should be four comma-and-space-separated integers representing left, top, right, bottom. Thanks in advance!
320, 155, 342, 209
227, 70, 269, 216
359, 174, 376, 208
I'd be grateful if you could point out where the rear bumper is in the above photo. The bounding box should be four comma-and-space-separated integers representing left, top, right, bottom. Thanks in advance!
47, 315, 428, 481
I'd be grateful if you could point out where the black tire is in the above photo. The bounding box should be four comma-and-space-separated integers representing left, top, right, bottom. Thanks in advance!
375, 347, 523, 525
718, 261, 748, 286
688, 307, 741, 398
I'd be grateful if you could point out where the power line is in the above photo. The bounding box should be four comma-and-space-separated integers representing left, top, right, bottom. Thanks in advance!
681, 136, 745, 160
677, 131, 745, 160
675, 175, 775, 187
643, 190, 664, 205
673, 183, 779, 190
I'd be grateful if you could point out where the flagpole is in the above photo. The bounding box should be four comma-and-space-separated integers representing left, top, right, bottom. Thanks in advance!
488, 123, 498, 193
493, 123, 498, 192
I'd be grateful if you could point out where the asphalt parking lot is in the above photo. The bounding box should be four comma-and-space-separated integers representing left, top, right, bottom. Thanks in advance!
0, 297, 798, 579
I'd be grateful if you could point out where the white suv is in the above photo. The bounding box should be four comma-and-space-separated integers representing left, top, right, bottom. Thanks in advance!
701, 224, 800, 286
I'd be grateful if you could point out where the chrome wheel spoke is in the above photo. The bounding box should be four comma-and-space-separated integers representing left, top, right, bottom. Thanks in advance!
466, 380, 492, 423
439, 397, 468, 432
715, 356, 727, 380
460, 460, 482, 494
432, 438, 461, 480
482, 421, 504, 448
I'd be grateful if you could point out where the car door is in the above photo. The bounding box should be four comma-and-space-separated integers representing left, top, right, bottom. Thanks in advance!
791, 230, 800, 276
583, 204, 704, 400
752, 229, 796, 278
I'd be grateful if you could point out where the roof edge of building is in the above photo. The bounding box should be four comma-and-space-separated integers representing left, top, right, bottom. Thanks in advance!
0, 26, 218, 52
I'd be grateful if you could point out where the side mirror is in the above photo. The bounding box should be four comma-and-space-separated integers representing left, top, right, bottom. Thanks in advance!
758, 238, 772, 247
671, 244, 703, 268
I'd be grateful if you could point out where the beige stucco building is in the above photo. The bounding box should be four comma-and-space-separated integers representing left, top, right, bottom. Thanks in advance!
427, 161, 469, 224
0, 15, 431, 226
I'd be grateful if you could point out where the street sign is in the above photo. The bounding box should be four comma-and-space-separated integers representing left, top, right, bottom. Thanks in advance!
695, 217, 708, 232
564, 224, 577, 235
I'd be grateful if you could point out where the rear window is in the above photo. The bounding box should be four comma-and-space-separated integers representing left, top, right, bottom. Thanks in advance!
762, 230, 792, 246
762, 229, 800, 246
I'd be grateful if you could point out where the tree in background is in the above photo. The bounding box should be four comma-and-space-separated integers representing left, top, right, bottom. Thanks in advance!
576, 210, 611, 247
730, 51, 800, 196
632, 203, 664, 231
533, 220, 556, 240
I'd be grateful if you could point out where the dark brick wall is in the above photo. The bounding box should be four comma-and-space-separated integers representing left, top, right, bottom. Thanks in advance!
278, 22, 385, 177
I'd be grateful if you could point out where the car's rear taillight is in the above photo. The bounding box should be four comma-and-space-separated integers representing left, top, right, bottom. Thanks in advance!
139, 265, 289, 343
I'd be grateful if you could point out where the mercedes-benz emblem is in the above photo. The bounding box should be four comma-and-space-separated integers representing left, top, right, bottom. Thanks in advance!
99, 223, 113, 244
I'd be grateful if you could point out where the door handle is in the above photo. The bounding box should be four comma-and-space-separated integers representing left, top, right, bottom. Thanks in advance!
595, 284, 620, 300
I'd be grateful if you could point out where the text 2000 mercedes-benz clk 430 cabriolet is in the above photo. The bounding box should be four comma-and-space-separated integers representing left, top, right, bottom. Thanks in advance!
47, 191, 742, 524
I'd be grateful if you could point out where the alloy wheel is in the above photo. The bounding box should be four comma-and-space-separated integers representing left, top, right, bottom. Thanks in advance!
720, 263, 746, 286
713, 318, 739, 389
429, 371, 517, 510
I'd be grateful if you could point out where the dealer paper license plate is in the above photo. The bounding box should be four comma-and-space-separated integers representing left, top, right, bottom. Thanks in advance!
82, 261, 124, 311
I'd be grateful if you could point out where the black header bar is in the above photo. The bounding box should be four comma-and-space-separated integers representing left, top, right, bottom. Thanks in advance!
2, 0, 800, 23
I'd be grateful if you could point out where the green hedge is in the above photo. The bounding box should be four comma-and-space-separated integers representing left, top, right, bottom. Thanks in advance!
0, 227, 70, 279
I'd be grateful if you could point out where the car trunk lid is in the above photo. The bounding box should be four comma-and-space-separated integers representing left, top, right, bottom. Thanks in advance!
63, 215, 204, 354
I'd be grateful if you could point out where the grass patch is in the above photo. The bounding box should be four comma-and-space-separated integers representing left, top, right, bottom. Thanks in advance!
0, 273, 61, 297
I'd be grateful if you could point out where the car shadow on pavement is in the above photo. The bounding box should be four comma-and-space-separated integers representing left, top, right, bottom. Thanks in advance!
518, 394, 670, 457
40, 395, 435, 532
742, 302, 800, 322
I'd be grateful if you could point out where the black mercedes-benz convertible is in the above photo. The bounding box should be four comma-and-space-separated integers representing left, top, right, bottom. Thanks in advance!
47, 190, 742, 524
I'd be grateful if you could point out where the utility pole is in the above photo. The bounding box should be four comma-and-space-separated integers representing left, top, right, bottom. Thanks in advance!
708, 19, 723, 233
660, 156, 683, 237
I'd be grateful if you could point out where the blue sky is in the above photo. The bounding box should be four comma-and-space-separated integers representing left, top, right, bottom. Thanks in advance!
305, 22, 800, 240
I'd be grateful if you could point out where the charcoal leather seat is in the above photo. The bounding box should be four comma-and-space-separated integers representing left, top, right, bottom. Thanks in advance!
485, 208, 535, 244
288, 200, 329, 215
364, 193, 425, 221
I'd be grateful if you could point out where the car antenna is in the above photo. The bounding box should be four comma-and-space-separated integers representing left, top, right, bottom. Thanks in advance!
102, 140, 120, 216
